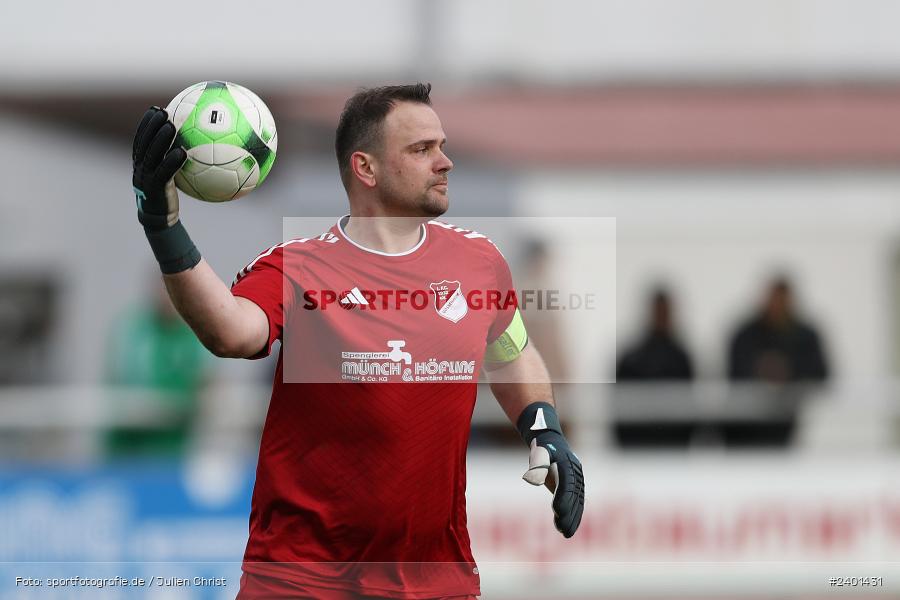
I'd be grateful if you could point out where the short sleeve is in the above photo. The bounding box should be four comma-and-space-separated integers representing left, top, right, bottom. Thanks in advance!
231, 245, 297, 359
486, 243, 518, 344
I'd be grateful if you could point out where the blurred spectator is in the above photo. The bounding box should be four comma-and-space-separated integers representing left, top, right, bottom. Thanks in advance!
613, 286, 695, 449
724, 276, 829, 447
728, 277, 828, 383
103, 276, 211, 457
616, 287, 694, 381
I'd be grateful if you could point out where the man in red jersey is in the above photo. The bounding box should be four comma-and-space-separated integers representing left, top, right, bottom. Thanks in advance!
131, 83, 584, 599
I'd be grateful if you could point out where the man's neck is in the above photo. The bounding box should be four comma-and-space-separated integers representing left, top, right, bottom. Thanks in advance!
342, 214, 427, 255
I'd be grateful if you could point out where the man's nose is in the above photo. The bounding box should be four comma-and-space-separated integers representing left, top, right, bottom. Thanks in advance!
435, 149, 453, 173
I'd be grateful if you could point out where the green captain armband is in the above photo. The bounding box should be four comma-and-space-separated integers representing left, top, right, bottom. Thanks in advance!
485, 309, 528, 363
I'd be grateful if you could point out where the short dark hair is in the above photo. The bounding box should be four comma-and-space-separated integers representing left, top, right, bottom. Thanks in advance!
335, 83, 433, 189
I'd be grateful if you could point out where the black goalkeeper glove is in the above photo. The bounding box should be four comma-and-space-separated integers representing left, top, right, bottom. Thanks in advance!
133, 107, 185, 229
517, 402, 585, 538
132, 107, 200, 274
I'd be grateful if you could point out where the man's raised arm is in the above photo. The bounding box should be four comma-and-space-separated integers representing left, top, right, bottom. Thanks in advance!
132, 107, 268, 358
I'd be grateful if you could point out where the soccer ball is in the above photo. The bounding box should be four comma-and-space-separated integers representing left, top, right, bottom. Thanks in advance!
165, 81, 278, 202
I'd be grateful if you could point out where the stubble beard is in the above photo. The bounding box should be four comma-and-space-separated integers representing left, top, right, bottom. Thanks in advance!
420, 188, 448, 218
379, 179, 448, 219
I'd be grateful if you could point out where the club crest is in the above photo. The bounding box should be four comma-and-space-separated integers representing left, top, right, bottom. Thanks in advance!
429, 280, 468, 323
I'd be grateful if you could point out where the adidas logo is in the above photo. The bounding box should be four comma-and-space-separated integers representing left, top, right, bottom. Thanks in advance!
339, 287, 369, 307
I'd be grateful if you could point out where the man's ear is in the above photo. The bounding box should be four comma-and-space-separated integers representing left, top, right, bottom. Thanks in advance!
350, 151, 377, 188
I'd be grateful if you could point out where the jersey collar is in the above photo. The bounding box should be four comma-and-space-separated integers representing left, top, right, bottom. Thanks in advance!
336, 215, 428, 257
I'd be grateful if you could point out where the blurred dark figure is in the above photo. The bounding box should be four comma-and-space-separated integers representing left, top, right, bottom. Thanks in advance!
725, 276, 829, 447
104, 277, 211, 458
729, 277, 828, 382
613, 287, 695, 449
616, 287, 693, 381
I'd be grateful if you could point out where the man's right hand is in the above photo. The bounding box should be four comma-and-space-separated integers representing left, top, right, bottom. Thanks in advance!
133, 107, 200, 275
132, 107, 186, 231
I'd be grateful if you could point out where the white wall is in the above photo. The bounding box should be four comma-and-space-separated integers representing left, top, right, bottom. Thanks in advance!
467, 451, 900, 597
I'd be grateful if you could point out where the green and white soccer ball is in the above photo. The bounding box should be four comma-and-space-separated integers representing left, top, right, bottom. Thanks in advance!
165, 81, 277, 202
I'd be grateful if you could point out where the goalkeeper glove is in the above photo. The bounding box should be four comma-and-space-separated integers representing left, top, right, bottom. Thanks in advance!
132, 107, 200, 274
517, 402, 585, 538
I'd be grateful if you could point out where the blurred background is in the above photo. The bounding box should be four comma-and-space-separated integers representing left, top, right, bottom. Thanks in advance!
2, 0, 900, 598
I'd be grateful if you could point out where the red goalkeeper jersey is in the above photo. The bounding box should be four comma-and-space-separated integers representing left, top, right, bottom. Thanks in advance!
230, 217, 516, 598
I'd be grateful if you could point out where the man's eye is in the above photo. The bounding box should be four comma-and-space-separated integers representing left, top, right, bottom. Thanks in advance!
416, 147, 428, 154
